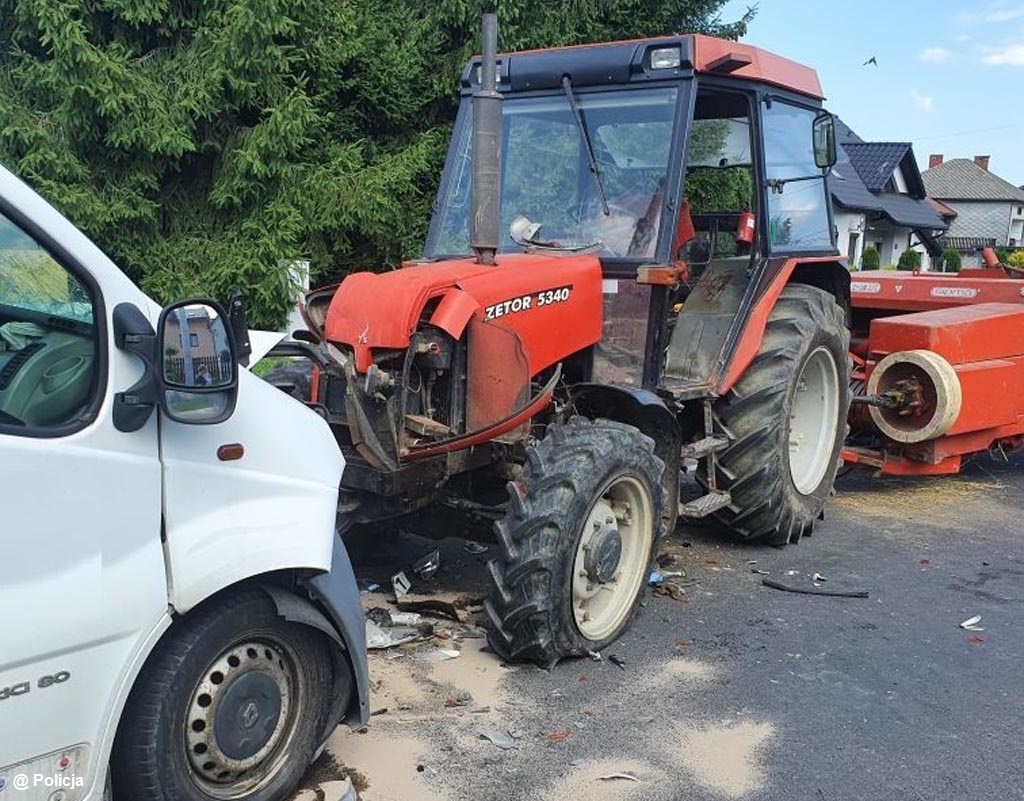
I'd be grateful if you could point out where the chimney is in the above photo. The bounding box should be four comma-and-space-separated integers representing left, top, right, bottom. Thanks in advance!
974, 155, 990, 171
928, 154, 944, 168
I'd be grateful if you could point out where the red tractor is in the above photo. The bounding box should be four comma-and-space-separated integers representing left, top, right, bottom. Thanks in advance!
267, 17, 851, 666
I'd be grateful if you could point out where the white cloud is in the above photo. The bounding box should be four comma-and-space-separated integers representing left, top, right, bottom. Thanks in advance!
912, 90, 934, 112
955, 4, 1024, 25
984, 42, 1024, 63
986, 6, 1024, 22
920, 46, 953, 63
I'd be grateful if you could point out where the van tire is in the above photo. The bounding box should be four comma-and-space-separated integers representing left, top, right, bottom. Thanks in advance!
111, 590, 333, 801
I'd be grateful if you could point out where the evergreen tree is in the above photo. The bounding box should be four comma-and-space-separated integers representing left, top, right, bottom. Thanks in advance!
0, 0, 751, 327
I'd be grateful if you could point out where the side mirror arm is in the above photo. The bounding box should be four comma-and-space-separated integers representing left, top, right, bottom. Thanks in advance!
112, 303, 159, 432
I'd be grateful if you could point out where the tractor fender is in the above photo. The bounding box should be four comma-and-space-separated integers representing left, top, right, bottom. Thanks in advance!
570, 383, 681, 465
718, 257, 849, 395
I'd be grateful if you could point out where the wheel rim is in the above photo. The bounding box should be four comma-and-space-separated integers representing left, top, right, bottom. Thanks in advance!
788, 345, 840, 495
571, 474, 654, 641
184, 638, 302, 799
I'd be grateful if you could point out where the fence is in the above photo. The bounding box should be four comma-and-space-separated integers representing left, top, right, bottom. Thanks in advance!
164, 355, 233, 386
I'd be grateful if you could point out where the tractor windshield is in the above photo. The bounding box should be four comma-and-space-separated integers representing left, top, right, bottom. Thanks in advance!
426, 86, 680, 260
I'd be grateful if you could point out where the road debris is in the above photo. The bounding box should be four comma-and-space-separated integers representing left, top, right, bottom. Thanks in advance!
751, 568, 770, 576
464, 541, 489, 554
587, 650, 603, 661
609, 654, 626, 670
598, 772, 641, 783
960, 615, 984, 632
545, 731, 571, 742
412, 549, 442, 580
648, 569, 665, 587
397, 596, 472, 623
812, 572, 828, 582
761, 578, 869, 598
392, 571, 412, 598
966, 635, 985, 644
478, 728, 516, 750
416, 648, 461, 662
653, 581, 688, 602
365, 619, 427, 650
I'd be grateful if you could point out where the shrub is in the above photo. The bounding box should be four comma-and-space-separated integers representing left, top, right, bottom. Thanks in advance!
939, 248, 962, 273
897, 249, 921, 271
995, 248, 1010, 264
1008, 250, 1024, 269
861, 246, 880, 271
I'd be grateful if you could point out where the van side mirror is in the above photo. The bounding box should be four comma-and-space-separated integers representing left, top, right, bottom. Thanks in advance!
813, 112, 837, 169
158, 300, 238, 425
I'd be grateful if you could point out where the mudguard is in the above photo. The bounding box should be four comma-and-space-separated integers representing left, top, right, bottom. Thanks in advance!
302, 537, 370, 727
570, 383, 680, 455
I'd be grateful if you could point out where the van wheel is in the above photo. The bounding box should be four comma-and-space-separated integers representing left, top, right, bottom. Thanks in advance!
485, 417, 663, 668
112, 591, 332, 801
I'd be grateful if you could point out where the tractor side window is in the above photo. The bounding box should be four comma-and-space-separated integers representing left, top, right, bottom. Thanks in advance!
0, 210, 99, 433
762, 101, 832, 253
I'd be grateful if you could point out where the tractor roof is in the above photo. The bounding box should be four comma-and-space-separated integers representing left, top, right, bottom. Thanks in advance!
462, 35, 823, 100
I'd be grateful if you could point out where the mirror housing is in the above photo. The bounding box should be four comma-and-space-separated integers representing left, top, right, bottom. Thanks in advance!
158, 299, 239, 425
812, 112, 837, 169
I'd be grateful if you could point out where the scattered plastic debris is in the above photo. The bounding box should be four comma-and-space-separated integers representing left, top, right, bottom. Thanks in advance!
785, 569, 800, 576
365, 619, 424, 649
464, 541, 489, 554
416, 648, 461, 662
478, 728, 516, 750
587, 650, 602, 661
752, 568, 770, 575
609, 654, 626, 670
648, 569, 665, 587
412, 549, 441, 580
761, 578, 869, 598
960, 615, 984, 632
599, 772, 640, 783
812, 572, 828, 582
920, 558, 931, 566
357, 579, 381, 594
545, 731, 571, 742
392, 571, 411, 598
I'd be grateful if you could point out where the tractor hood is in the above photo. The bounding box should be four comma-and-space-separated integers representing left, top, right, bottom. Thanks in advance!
324, 253, 603, 374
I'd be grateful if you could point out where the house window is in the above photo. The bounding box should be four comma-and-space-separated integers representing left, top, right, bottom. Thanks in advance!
189, 332, 199, 347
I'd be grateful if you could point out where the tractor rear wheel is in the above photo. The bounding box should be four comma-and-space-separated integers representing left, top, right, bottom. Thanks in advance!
697, 284, 849, 545
485, 417, 663, 668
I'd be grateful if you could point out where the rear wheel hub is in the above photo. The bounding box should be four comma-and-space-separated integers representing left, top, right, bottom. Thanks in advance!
584, 524, 622, 584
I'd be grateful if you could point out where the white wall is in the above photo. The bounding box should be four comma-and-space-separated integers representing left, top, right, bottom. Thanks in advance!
835, 211, 866, 267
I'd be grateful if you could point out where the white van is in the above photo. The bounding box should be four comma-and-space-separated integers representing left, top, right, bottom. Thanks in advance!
0, 165, 368, 801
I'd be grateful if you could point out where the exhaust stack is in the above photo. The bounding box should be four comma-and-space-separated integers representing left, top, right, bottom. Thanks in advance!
470, 13, 502, 266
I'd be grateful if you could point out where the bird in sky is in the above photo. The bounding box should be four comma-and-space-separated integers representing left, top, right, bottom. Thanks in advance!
863, 56, 878, 67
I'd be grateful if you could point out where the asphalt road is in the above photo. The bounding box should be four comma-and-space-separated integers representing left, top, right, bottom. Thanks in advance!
303, 453, 1024, 801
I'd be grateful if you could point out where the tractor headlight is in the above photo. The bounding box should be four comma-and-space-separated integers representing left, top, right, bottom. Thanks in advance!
650, 46, 681, 69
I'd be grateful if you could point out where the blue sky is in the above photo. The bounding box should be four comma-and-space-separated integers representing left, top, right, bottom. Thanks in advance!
718, 0, 1024, 186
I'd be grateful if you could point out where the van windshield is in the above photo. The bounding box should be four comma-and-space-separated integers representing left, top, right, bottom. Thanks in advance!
427, 86, 680, 260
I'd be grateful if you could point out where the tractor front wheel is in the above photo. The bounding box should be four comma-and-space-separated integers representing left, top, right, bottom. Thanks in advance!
485, 417, 663, 668
697, 284, 850, 545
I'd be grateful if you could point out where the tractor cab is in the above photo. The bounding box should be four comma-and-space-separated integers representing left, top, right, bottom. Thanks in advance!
425, 35, 842, 390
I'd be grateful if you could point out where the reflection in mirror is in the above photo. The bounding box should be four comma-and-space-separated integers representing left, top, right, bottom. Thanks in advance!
813, 113, 837, 169
162, 303, 232, 388
163, 389, 231, 424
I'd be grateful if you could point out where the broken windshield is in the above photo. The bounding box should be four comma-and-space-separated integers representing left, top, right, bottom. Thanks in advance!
426, 86, 680, 260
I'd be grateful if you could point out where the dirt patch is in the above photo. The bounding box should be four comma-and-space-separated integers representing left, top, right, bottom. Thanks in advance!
368, 653, 429, 711
834, 476, 1004, 531
632, 658, 714, 693
428, 641, 510, 709
327, 727, 448, 801
542, 758, 663, 801
667, 720, 775, 798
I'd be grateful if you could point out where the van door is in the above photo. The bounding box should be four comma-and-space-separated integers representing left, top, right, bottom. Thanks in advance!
0, 201, 167, 791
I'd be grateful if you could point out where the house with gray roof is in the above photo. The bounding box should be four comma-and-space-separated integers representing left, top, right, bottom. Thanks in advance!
923, 155, 1024, 265
828, 119, 947, 269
